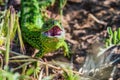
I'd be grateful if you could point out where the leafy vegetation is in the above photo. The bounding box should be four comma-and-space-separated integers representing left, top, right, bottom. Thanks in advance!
0, 0, 120, 80
0, 0, 82, 80
106, 27, 120, 47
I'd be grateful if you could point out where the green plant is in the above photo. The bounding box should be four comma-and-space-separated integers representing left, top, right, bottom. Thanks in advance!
0, 66, 30, 80
105, 27, 120, 47
51, 61, 81, 80
0, 6, 25, 66
39, 0, 56, 9
0, 0, 73, 80
63, 68, 80, 80
0, 69, 20, 80
0, 5, 28, 79
38, 0, 67, 21
0, 0, 4, 5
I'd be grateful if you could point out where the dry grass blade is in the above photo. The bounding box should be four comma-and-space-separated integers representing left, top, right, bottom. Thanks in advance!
38, 68, 44, 80
9, 59, 37, 63
10, 55, 30, 59
16, 16, 26, 54
9, 6, 16, 41
1, 6, 23, 66
0, 19, 5, 46
0, 47, 83, 76
12, 62, 32, 71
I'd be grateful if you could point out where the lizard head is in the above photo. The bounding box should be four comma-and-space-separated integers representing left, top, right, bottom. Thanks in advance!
41, 19, 65, 38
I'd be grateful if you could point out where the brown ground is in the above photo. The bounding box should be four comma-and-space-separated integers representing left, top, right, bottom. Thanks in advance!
1, 0, 120, 80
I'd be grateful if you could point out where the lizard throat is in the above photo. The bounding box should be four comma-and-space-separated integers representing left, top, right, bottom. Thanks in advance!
43, 26, 64, 37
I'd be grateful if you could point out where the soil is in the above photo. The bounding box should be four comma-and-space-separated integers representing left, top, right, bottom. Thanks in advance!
0, 0, 120, 80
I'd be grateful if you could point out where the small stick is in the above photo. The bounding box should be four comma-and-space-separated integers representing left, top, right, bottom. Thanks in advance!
66, 38, 78, 45
44, 58, 49, 76
89, 13, 107, 25
0, 47, 83, 76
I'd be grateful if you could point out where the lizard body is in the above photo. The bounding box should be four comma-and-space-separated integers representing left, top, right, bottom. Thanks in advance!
21, 0, 69, 57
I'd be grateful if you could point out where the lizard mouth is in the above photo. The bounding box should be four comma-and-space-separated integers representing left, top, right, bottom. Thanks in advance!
43, 26, 64, 37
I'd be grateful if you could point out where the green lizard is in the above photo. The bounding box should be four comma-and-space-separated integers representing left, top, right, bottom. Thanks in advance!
20, 0, 69, 57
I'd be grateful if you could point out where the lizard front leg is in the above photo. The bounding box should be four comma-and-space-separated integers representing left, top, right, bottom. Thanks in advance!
62, 42, 69, 57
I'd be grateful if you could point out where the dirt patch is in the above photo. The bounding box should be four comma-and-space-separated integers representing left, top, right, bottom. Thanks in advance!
0, 0, 120, 79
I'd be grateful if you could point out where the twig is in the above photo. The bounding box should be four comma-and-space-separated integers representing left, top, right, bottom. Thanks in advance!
12, 62, 32, 71
44, 58, 49, 76
66, 38, 78, 45
9, 59, 37, 62
38, 68, 44, 80
89, 13, 107, 25
1, 47, 118, 78
0, 47, 83, 76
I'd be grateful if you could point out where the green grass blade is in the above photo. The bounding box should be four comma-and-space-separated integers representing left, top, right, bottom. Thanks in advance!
113, 31, 117, 44
117, 28, 120, 40
5, 9, 10, 66
3, 10, 10, 37
107, 27, 113, 35
59, 0, 67, 21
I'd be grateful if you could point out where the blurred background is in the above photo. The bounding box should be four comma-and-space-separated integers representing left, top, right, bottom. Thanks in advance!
0, 0, 120, 80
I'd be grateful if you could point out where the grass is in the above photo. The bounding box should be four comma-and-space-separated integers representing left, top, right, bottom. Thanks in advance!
106, 27, 120, 47
0, 0, 82, 80
0, 0, 119, 80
